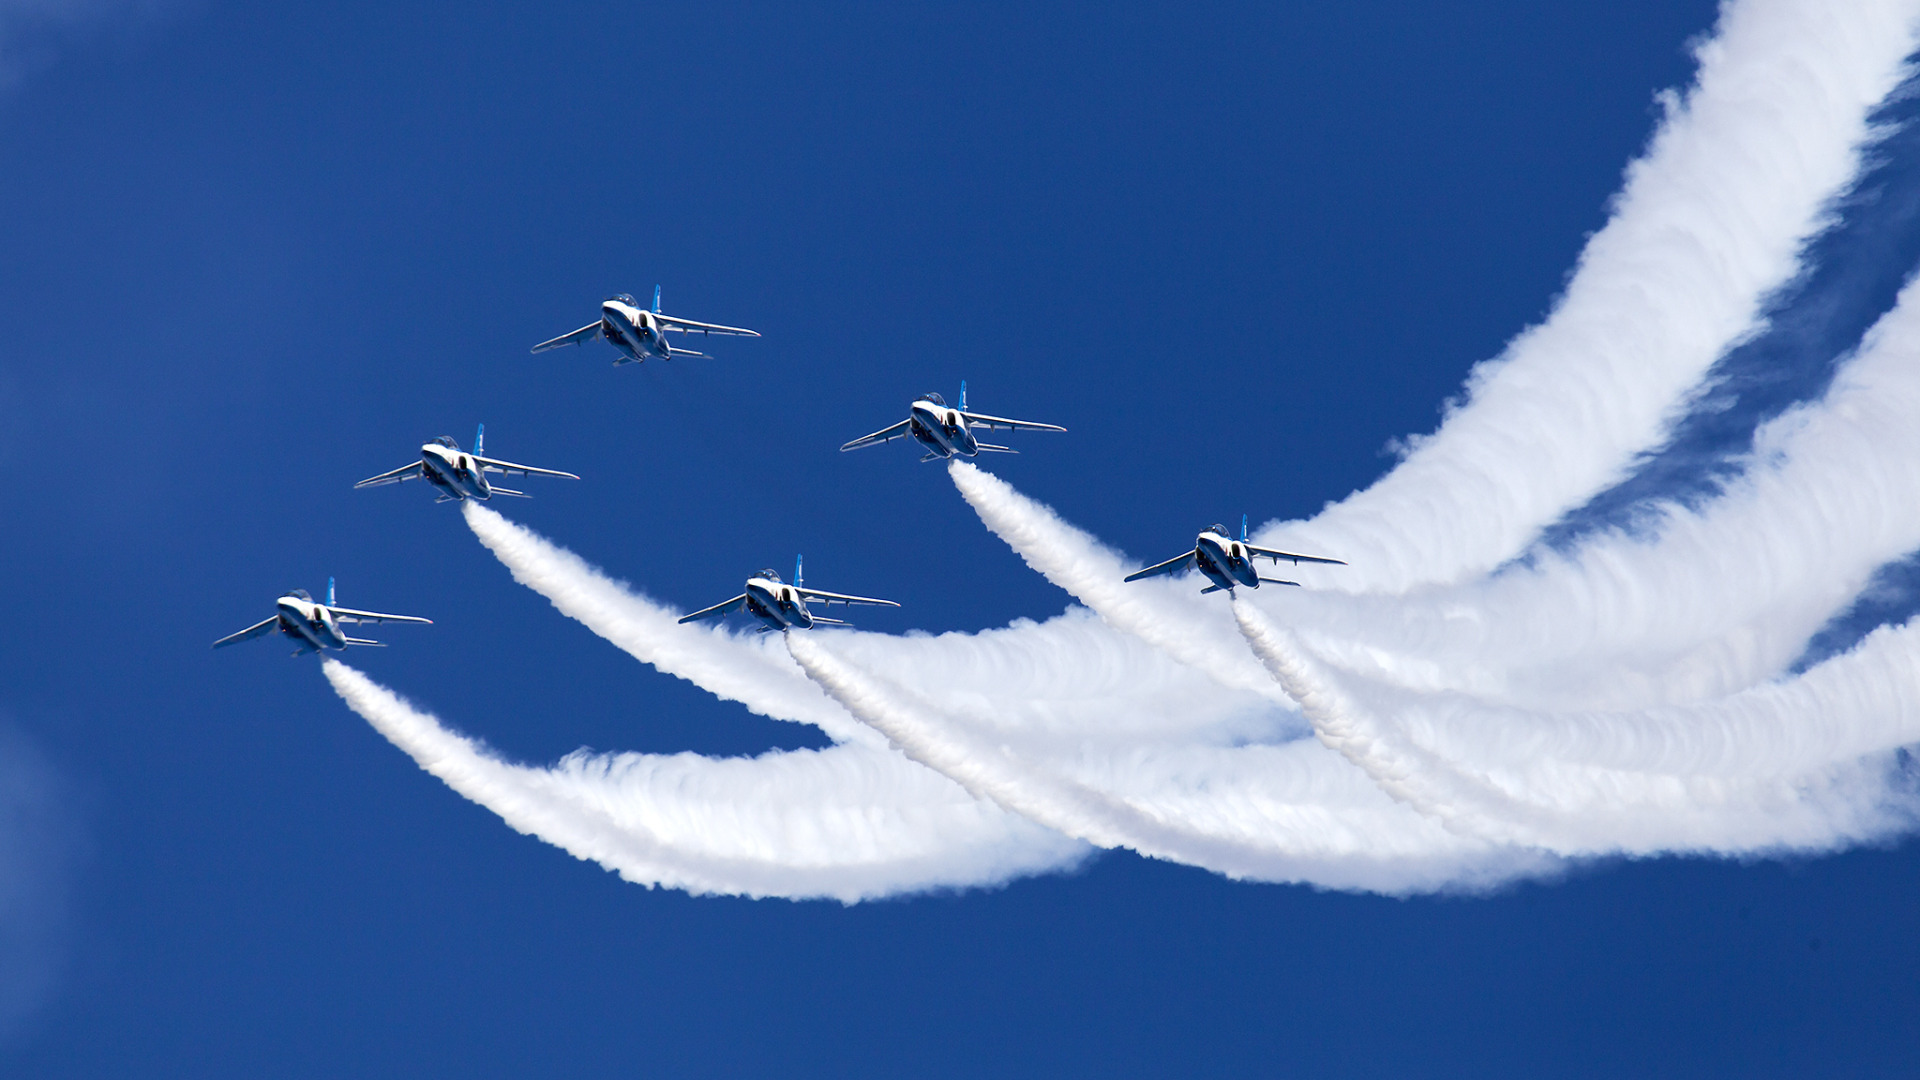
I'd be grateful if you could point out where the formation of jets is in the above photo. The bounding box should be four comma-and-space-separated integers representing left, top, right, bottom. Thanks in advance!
216, 285, 1345, 655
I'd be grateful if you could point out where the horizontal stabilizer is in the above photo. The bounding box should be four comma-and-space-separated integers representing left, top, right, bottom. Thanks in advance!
973, 443, 1018, 454
808, 616, 849, 627
488, 487, 529, 498
919, 451, 943, 463
343, 637, 387, 647
666, 345, 709, 359
1200, 584, 1227, 595
1258, 577, 1302, 587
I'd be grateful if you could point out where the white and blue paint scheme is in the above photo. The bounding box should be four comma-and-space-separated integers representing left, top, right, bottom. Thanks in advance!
1124, 515, 1345, 594
840, 382, 1066, 461
354, 424, 580, 503
531, 285, 760, 365
212, 578, 432, 656
678, 556, 900, 633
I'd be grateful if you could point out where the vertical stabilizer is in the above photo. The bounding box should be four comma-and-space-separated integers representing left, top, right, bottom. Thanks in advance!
327, 576, 336, 607
652, 285, 662, 314
959, 380, 968, 411
1240, 514, 1248, 542
795, 554, 804, 589
475, 422, 485, 457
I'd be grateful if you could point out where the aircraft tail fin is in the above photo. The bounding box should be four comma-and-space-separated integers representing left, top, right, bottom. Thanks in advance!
795, 554, 804, 590
475, 423, 485, 456
974, 443, 1018, 454
652, 285, 662, 313
327, 576, 336, 607
1241, 513, 1248, 542
959, 379, 967, 411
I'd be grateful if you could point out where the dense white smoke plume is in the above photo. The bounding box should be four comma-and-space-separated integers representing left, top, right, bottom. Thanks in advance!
325, 0, 1920, 899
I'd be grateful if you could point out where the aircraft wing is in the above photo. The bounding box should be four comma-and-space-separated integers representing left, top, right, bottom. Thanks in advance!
839, 419, 912, 452
1122, 551, 1197, 582
531, 321, 605, 353
353, 462, 424, 489
959, 411, 1067, 434
212, 615, 281, 649
475, 456, 581, 481
797, 588, 900, 608
656, 315, 760, 337
1244, 543, 1347, 567
327, 607, 433, 627
678, 594, 749, 624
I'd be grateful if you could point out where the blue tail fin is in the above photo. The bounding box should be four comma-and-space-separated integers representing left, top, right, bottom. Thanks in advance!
959, 380, 968, 411
652, 285, 662, 314
327, 576, 336, 607
475, 422, 485, 456
795, 554, 804, 589
1241, 514, 1248, 542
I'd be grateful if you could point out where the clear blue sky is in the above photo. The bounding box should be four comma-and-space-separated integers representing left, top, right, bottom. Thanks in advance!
4, 1, 1917, 1076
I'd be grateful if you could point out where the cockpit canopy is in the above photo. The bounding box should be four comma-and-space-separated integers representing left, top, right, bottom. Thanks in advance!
607, 293, 637, 306
432, 435, 459, 449
919, 392, 947, 407
754, 568, 783, 583
287, 588, 313, 601
1205, 523, 1228, 537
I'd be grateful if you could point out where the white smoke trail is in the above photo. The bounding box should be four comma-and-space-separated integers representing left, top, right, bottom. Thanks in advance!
1234, 597, 1920, 854
949, 461, 1289, 704
351, 0, 1920, 900
1255, 270, 1920, 714
1253, 0, 1920, 592
787, 629, 1549, 892
322, 660, 1088, 901
463, 502, 875, 745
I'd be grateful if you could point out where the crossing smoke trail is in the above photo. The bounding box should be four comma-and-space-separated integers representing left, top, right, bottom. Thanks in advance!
328, 0, 1920, 898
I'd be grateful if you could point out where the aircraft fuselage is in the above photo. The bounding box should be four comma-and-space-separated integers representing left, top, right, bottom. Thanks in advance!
419, 441, 493, 501
744, 576, 815, 631
907, 400, 978, 459
274, 594, 349, 651
1193, 531, 1264, 592
600, 298, 670, 364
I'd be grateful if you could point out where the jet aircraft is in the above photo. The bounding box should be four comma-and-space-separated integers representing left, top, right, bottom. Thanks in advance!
840, 381, 1066, 461
531, 285, 759, 364
678, 556, 900, 633
354, 424, 579, 503
213, 578, 432, 655
1124, 516, 1345, 594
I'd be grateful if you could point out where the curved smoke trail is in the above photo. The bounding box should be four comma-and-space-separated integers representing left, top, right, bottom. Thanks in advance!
324, 0, 1920, 898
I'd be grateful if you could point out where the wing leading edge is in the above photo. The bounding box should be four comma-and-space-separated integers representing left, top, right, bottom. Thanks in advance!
1122, 551, 1197, 582
1243, 544, 1346, 567
212, 615, 281, 649
656, 315, 760, 338
327, 607, 433, 627
531, 321, 605, 354
797, 588, 900, 608
839, 419, 913, 452
959, 411, 1067, 434
353, 462, 424, 489
678, 595, 749, 624
475, 456, 581, 481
